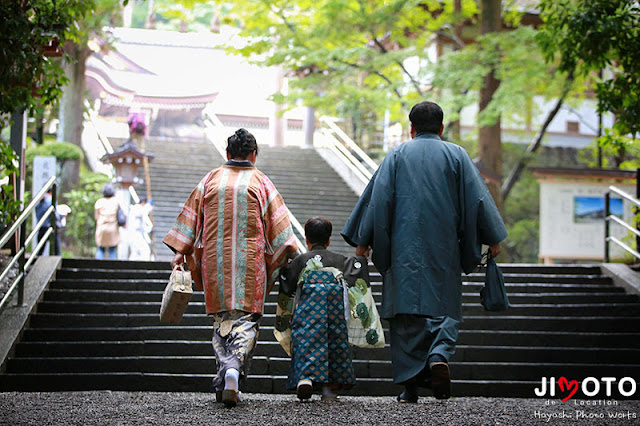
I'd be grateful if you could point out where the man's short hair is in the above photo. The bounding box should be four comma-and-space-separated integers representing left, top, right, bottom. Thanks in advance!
305, 217, 332, 246
409, 101, 444, 134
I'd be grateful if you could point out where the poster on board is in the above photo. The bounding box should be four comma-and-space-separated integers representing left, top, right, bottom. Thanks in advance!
539, 181, 635, 261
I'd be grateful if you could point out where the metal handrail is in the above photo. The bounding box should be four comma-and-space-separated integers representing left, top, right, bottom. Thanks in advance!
319, 116, 379, 172
85, 100, 114, 155
0, 176, 57, 311
83, 101, 114, 178
318, 128, 373, 184
285, 206, 307, 254
202, 112, 229, 159
201, 111, 307, 253
604, 182, 640, 263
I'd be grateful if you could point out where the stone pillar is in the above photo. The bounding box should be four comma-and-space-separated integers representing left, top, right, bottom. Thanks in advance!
270, 67, 285, 147
302, 106, 315, 149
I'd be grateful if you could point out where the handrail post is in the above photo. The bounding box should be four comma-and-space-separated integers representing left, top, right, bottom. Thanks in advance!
636, 168, 640, 255
50, 182, 58, 256
17, 213, 26, 306
604, 191, 610, 263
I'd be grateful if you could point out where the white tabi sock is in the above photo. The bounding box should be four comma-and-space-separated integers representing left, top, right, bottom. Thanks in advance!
225, 368, 240, 391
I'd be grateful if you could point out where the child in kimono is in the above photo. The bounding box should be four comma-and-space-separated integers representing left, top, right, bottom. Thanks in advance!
278, 217, 369, 401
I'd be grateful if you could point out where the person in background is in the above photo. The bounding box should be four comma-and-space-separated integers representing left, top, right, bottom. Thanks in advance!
164, 128, 299, 407
94, 183, 121, 260
128, 197, 153, 261
35, 188, 62, 256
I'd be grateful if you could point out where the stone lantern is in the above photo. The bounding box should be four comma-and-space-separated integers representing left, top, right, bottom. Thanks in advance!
101, 140, 153, 190
101, 140, 153, 260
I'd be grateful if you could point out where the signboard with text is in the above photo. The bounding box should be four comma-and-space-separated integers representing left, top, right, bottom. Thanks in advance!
32, 156, 56, 195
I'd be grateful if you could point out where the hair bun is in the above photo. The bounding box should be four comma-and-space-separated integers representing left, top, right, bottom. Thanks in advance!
235, 129, 247, 140
226, 128, 258, 159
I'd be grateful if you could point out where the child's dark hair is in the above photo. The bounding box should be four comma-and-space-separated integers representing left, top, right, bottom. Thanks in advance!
305, 217, 332, 246
227, 128, 258, 159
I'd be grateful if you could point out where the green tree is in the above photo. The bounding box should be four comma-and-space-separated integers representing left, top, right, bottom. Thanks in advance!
478, 0, 502, 208
537, 0, 640, 168
63, 171, 110, 257
0, 0, 95, 131
56, 0, 124, 192
0, 141, 21, 232
214, 0, 478, 142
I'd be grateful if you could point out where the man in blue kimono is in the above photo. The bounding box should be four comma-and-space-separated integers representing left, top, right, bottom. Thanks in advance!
341, 101, 507, 402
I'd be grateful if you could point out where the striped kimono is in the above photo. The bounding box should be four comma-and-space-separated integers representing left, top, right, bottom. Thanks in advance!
164, 161, 298, 314
163, 160, 299, 389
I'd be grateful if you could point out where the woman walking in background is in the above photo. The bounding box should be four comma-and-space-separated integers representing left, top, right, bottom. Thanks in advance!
164, 128, 299, 407
94, 183, 121, 259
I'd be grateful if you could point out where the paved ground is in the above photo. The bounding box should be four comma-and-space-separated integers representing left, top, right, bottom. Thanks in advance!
0, 392, 639, 425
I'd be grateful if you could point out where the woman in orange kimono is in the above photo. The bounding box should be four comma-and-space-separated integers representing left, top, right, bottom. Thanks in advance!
164, 128, 299, 407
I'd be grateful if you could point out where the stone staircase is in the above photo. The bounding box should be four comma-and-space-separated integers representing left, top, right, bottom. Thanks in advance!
144, 137, 361, 260
143, 137, 224, 261
250, 146, 361, 256
2, 258, 639, 398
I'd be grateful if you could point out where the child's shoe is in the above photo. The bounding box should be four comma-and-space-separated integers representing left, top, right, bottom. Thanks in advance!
297, 379, 313, 400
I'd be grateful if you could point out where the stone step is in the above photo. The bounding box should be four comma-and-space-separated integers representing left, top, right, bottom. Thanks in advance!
49, 273, 618, 289
55, 268, 171, 280
22, 326, 640, 350
11, 342, 639, 368
150, 191, 360, 206
33, 299, 640, 317
41, 288, 639, 305
149, 168, 354, 182
46, 282, 625, 303
27, 312, 640, 332
60, 259, 168, 270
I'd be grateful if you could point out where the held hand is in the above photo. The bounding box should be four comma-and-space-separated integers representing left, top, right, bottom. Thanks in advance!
356, 245, 371, 257
171, 252, 185, 269
489, 243, 501, 257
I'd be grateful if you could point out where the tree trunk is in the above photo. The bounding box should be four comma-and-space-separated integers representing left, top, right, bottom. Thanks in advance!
478, 0, 502, 210
57, 41, 89, 194
447, 0, 464, 143
145, 0, 156, 29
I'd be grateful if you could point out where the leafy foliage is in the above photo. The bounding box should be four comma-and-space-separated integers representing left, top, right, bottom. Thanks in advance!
432, 26, 572, 128
0, 141, 21, 232
580, 128, 640, 171
62, 171, 110, 257
0, 0, 95, 130
538, 0, 640, 138
25, 141, 84, 163
216, 0, 478, 128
